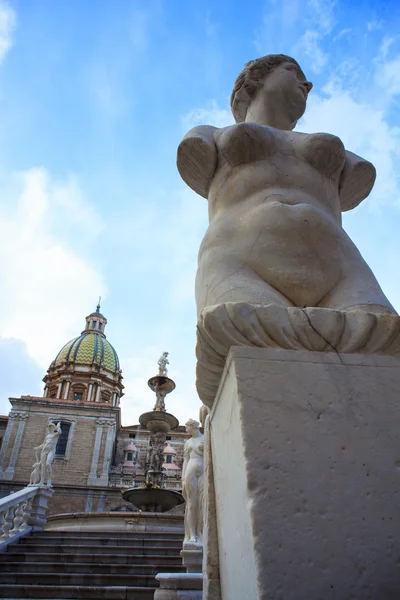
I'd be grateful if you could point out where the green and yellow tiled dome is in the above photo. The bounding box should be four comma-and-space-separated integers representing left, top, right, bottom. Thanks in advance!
54, 332, 120, 373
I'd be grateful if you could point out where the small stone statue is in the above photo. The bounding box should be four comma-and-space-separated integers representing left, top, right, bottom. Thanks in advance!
153, 388, 167, 412
182, 419, 204, 543
29, 462, 41, 486
30, 422, 62, 487
146, 431, 167, 488
157, 352, 169, 376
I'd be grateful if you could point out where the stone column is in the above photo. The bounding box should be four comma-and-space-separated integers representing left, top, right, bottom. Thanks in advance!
0, 415, 15, 472
87, 419, 105, 485
99, 422, 115, 485
87, 418, 114, 486
87, 383, 93, 402
64, 380, 71, 400
0, 411, 28, 480
95, 383, 101, 403
57, 381, 63, 398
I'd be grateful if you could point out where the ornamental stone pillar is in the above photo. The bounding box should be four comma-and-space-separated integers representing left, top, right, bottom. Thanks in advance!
87, 418, 115, 486
0, 411, 28, 480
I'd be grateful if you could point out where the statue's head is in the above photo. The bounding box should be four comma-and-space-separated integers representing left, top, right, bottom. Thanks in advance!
185, 418, 200, 433
230, 54, 312, 127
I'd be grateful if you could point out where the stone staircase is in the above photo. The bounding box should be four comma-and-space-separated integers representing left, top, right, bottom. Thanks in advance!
0, 529, 185, 599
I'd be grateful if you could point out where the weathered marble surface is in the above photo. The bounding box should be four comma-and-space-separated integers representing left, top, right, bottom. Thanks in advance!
182, 420, 204, 544
177, 54, 399, 405
29, 422, 61, 487
197, 303, 400, 406
208, 347, 400, 600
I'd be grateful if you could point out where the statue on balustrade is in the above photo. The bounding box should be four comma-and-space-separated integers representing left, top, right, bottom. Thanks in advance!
29, 422, 62, 487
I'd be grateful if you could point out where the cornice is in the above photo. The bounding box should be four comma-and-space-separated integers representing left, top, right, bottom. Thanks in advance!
9, 396, 121, 415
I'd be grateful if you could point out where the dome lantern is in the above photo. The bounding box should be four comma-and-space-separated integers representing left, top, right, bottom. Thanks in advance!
83, 298, 107, 337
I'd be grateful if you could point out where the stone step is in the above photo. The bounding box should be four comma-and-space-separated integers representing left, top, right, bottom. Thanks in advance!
38, 531, 183, 540
19, 536, 183, 548
0, 573, 157, 587
0, 561, 185, 575
0, 585, 156, 599
13, 542, 181, 555
0, 551, 183, 565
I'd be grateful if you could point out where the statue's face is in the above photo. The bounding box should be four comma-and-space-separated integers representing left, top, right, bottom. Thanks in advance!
256, 61, 312, 126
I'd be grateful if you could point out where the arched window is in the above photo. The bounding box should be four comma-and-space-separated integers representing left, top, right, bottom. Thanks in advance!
54, 421, 72, 457
101, 393, 110, 403
71, 384, 85, 402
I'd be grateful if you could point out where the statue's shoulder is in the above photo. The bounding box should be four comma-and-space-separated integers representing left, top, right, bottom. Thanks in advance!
339, 150, 376, 211
177, 125, 219, 199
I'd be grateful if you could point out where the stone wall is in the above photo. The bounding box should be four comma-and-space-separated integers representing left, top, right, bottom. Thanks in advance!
0, 397, 118, 488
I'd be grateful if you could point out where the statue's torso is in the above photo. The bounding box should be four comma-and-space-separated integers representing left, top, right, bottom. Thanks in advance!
197, 124, 350, 309
209, 123, 345, 220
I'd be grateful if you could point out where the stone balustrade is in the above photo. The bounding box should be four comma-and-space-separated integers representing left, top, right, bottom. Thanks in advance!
0, 485, 53, 551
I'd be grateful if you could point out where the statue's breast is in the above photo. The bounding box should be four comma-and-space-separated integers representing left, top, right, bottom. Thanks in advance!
217, 122, 277, 167
217, 124, 345, 180
296, 132, 346, 178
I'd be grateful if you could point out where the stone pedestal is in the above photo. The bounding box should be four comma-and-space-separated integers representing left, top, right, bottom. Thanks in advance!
155, 573, 203, 599
181, 541, 203, 573
28, 487, 54, 530
206, 347, 400, 600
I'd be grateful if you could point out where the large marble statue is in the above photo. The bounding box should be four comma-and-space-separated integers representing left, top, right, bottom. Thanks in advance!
177, 53, 400, 406
182, 419, 204, 543
30, 422, 62, 487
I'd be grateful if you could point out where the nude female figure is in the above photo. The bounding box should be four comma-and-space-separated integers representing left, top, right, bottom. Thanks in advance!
182, 419, 204, 543
177, 54, 396, 317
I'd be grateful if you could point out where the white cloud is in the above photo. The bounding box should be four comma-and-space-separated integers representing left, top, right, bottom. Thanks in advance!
307, 0, 336, 33
376, 56, 400, 98
367, 19, 384, 32
0, 168, 105, 371
182, 100, 233, 131
0, 1, 15, 63
297, 30, 328, 72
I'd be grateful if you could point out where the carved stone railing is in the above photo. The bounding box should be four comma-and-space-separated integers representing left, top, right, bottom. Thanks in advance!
0, 485, 53, 551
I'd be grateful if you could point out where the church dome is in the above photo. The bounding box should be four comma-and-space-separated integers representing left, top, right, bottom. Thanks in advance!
52, 302, 120, 374
54, 332, 120, 373
43, 302, 124, 405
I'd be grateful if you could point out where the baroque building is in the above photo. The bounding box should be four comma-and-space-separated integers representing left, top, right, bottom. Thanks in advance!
0, 305, 189, 515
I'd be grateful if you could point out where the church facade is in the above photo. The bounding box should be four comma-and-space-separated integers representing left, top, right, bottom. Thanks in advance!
0, 305, 189, 515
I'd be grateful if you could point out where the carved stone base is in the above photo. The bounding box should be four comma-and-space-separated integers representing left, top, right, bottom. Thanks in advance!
196, 302, 400, 406
154, 573, 203, 600
28, 487, 54, 530
181, 541, 203, 573
205, 347, 400, 600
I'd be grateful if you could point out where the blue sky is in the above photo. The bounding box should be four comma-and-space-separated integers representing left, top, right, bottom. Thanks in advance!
0, 0, 399, 424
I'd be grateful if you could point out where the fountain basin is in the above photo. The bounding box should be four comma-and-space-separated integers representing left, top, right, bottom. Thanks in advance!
139, 410, 179, 433
122, 487, 184, 513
